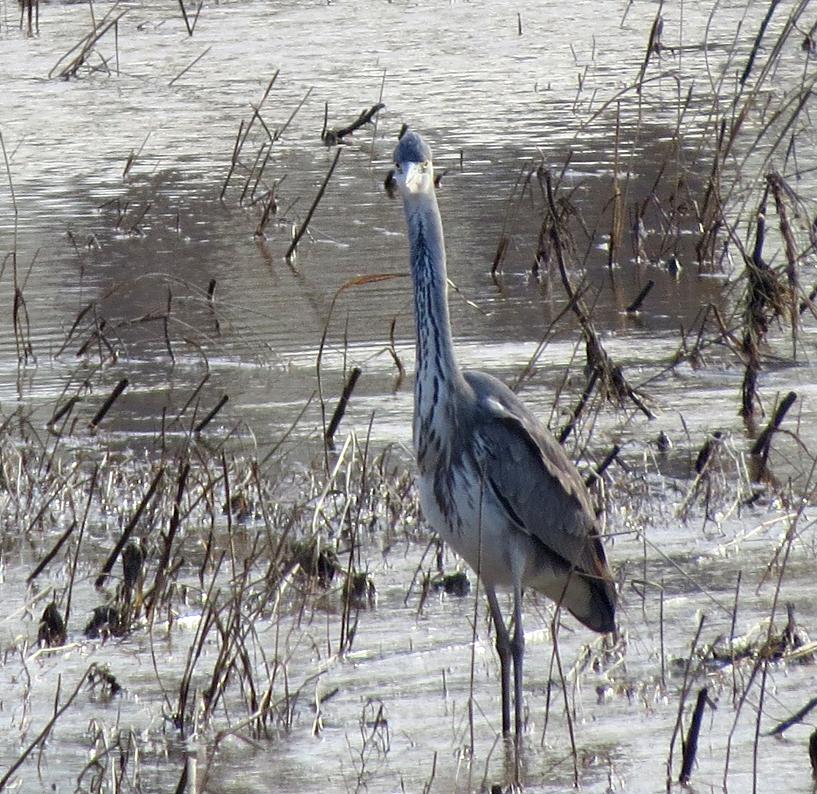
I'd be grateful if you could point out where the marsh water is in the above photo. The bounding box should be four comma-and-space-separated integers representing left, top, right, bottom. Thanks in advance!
2, 0, 817, 791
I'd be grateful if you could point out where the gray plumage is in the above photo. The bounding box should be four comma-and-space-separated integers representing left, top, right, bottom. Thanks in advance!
392, 130, 616, 737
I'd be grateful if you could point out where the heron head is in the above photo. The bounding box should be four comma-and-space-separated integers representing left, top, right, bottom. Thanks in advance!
393, 130, 435, 197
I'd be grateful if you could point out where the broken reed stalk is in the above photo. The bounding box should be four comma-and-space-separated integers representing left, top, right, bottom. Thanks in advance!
95, 466, 165, 589
175, 563, 223, 733
626, 279, 655, 314
767, 172, 800, 351
176, 373, 210, 424
322, 103, 384, 146
241, 143, 268, 204
679, 687, 710, 784
163, 288, 175, 363
177, 0, 199, 36
207, 278, 221, 335
145, 462, 189, 621
696, 119, 726, 266
740, 180, 791, 421
666, 613, 706, 791
48, 394, 79, 432
636, 5, 664, 92
12, 286, 34, 363
558, 368, 599, 444
221, 120, 246, 200
286, 148, 342, 260
768, 696, 817, 737
122, 131, 151, 179
492, 164, 531, 276
194, 394, 229, 434
0, 130, 17, 216
750, 390, 796, 470
369, 69, 387, 164
168, 45, 211, 87
543, 170, 652, 418
548, 613, 580, 786
28, 522, 76, 584
324, 367, 362, 448
607, 101, 623, 269
54, 302, 96, 356
127, 202, 151, 235
249, 150, 275, 204
89, 377, 128, 429
749, 391, 797, 482
254, 188, 278, 236
740, 0, 783, 86
50, 6, 129, 79
220, 71, 281, 199
585, 444, 621, 488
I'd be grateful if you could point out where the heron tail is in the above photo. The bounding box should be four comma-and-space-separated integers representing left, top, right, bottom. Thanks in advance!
567, 572, 616, 634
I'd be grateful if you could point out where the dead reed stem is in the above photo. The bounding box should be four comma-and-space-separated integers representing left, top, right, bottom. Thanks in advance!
679, 687, 711, 785
286, 148, 342, 260
740, 0, 783, 86
95, 466, 165, 589
168, 45, 211, 86
666, 612, 705, 792
89, 377, 128, 429
324, 366, 361, 448
543, 170, 652, 418
0, 130, 17, 216
322, 103, 384, 146
50, 5, 129, 79
625, 279, 654, 314
194, 394, 229, 434
177, 0, 204, 36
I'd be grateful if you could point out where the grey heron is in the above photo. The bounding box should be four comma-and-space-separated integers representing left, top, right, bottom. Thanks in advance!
392, 130, 616, 738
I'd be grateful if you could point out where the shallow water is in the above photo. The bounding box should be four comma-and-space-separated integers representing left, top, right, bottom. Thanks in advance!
2, 0, 817, 791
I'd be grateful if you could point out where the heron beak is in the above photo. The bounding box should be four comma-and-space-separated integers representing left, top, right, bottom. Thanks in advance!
402, 162, 427, 194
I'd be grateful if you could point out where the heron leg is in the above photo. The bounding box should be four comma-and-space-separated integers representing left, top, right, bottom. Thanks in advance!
511, 579, 525, 738
485, 585, 512, 736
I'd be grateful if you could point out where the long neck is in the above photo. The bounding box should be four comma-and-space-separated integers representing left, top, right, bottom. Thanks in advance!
404, 192, 462, 463
405, 192, 460, 388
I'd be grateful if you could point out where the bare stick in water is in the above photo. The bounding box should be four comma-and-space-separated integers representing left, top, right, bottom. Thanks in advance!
325, 367, 362, 448
169, 45, 211, 86
194, 394, 229, 434
626, 279, 655, 314
286, 148, 342, 260
750, 390, 797, 458
679, 687, 712, 784
322, 103, 385, 146
95, 467, 165, 589
89, 378, 128, 429
0, 131, 17, 216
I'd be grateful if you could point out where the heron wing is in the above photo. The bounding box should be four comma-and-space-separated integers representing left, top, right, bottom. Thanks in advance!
462, 371, 603, 574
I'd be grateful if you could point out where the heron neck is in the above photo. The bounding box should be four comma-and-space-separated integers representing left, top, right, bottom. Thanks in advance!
405, 193, 461, 393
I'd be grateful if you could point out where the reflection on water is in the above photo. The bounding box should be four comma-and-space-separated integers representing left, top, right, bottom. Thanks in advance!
2, 0, 817, 791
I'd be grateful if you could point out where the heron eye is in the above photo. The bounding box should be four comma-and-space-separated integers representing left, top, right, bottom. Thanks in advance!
422, 161, 430, 171
394, 162, 402, 172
